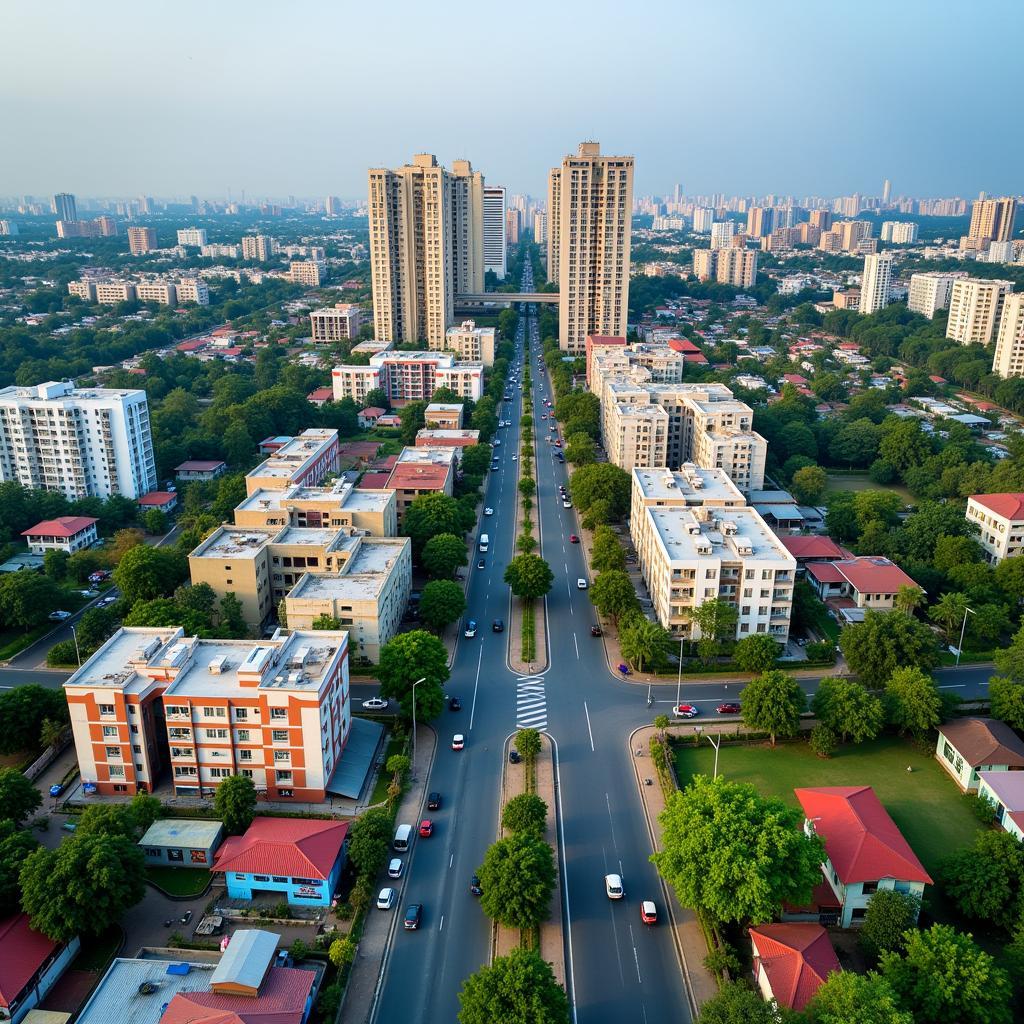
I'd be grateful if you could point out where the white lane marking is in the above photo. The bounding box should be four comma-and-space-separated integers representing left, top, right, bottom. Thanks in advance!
516, 676, 548, 729
573, 633, 579, 659
439, 914, 444, 932
449, 853, 454, 868
468, 645, 484, 730
938, 684, 966, 689
583, 702, 595, 751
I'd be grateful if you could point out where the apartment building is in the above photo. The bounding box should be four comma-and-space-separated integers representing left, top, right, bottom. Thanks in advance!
309, 303, 363, 343
384, 446, 456, 522
547, 169, 561, 285
188, 527, 279, 628
201, 243, 241, 259
966, 493, 1024, 564
0, 220, 19, 236
993, 293, 1024, 378
860, 252, 893, 315
483, 185, 507, 280
630, 476, 795, 641
53, 192, 77, 221
284, 537, 412, 661
551, 142, 634, 352
443, 320, 495, 365
136, 280, 178, 305
746, 206, 773, 238
233, 480, 397, 538
880, 221, 918, 244
68, 279, 97, 302
94, 280, 137, 304
289, 260, 325, 287
907, 271, 964, 318
710, 221, 735, 249
967, 197, 1017, 244
692, 249, 716, 281
244, 429, 341, 496
424, 402, 464, 429
176, 278, 210, 305
331, 350, 483, 407
0, 380, 156, 499
630, 465, 746, 522
64, 625, 351, 800
450, 159, 486, 295
127, 227, 157, 255
533, 211, 547, 245
242, 235, 274, 262
177, 228, 208, 247
692, 207, 714, 233
716, 247, 758, 288
945, 278, 1014, 345
22, 515, 99, 555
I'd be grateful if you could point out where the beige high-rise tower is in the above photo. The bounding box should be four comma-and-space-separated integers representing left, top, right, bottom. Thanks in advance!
547, 167, 561, 286
551, 142, 634, 352
450, 160, 485, 294
968, 197, 1017, 244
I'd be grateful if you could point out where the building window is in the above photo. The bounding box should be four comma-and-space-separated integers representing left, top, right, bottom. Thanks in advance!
98, 704, 115, 716
239, 749, 253, 761
102, 725, 118, 737
237, 729, 250, 742
235, 708, 248, 721
270, 708, 287, 720
272, 730, 289, 742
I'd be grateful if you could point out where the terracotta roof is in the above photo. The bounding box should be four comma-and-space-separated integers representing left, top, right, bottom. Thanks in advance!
0, 913, 61, 1009
359, 407, 386, 417
387, 464, 450, 489
970, 493, 1024, 520
796, 786, 932, 885
138, 491, 177, 506
22, 516, 97, 538
306, 388, 333, 402
833, 557, 918, 595
806, 561, 845, 584
586, 335, 626, 346
160, 966, 313, 1024
358, 472, 393, 489
750, 923, 839, 1011
939, 718, 1024, 768
667, 338, 702, 354
781, 536, 849, 561
213, 818, 348, 880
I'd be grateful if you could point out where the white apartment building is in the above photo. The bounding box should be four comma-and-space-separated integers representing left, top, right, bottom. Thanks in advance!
630, 470, 795, 641
547, 169, 561, 285
907, 271, 963, 319
310, 303, 363, 342
136, 281, 178, 305
450, 159, 485, 295
68, 279, 97, 301
483, 185, 507, 280
201, 243, 241, 259
94, 280, 137, 304
692, 249, 716, 281
551, 142, 634, 352
993, 292, 1024, 378
692, 207, 714, 233
710, 220, 735, 249
289, 260, 325, 287
176, 278, 210, 305
965, 493, 1024, 564
0, 380, 157, 499
177, 227, 208, 247
443, 320, 495, 366
860, 252, 893, 314
332, 350, 483, 407
241, 235, 273, 262
533, 211, 547, 245
880, 221, 919, 244
0, 220, 19, 236
946, 278, 1014, 345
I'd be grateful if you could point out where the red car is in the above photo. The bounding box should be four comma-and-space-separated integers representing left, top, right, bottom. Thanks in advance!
716, 702, 741, 715
673, 704, 699, 719
419, 820, 433, 838
569, 534, 579, 543
640, 900, 658, 925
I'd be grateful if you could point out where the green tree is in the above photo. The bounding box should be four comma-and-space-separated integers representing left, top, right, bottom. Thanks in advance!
694, 981, 779, 1024
0, 819, 38, 915
0, 572, 63, 628
590, 526, 626, 573
217, 593, 247, 637
501, 793, 548, 837
894, 585, 923, 615
839, 610, 938, 687
0, 685, 69, 754
939, 830, 1024, 933
399, 400, 427, 445
619, 615, 673, 673
790, 465, 828, 505
328, 936, 356, 969
460, 445, 493, 478
879, 924, 1012, 1024
504, 553, 554, 600
993, 556, 1024, 603
213, 774, 257, 835
403, 492, 464, 557
112, 544, 187, 604
514, 727, 542, 765
457, 948, 569, 1024
928, 591, 968, 642
363, 387, 388, 410
20, 831, 147, 941
732, 634, 780, 674
803, 971, 913, 1024
994, 623, 1024, 683
347, 807, 393, 877
311, 613, 341, 630
884, 666, 942, 737
43, 549, 69, 581
580, 498, 612, 531
989, 675, 1024, 730
478, 832, 556, 929
0, 767, 43, 824
568, 463, 631, 520
378, 630, 449, 722
739, 670, 807, 747
859, 890, 921, 961
691, 599, 739, 662
653, 776, 824, 924
142, 508, 168, 535
812, 677, 885, 744
589, 570, 640, 624
419, 579, 467, 632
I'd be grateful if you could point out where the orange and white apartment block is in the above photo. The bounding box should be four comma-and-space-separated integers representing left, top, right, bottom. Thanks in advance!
64, 626, 350, 801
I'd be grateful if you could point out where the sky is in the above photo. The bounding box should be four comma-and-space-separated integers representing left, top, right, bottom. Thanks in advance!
2, 0, 1022, 203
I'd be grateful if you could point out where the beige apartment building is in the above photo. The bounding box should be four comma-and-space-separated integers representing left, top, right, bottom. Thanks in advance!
310, 303, 363, 342
64, 625, 351, 800
241, 235, 273, 262
907, 271, 964, 319
424, 402, 464, 429
442, 320, 495, 365
993, 293, 1024, 378
860, 252, 893, 315
289, 260, 325, 287
233, 480, 397, 538
127, 226, 157, 254
384, 446, 456, 522
136, 281, 178, 305
68, 279, 97, 301
967, 197, 1017, 244
94, 280, 137, 304
716, 247, 758, 288
188, 527, 278, 628
945, 278, 1014, 345
550, 142, 634, 352
692, 249, 715, 281
244, 429, 341, 496
450, 160, 485, 295
547, 168, 561, 286
966, 493, 1024, 564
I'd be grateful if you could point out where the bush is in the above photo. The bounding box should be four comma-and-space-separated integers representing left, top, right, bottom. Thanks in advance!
805, 640, 836, 663
809, 723, 837, 758
288, 938, 310, 959
46, 639, 80, 667
964, 792, 998, 824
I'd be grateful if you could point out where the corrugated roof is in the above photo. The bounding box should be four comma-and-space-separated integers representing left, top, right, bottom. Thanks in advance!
213, 818, 348, 880
750, 923, 840, 1011
781, 536, 849, 560
161, 967, 313, 1024
210, 930, 277, 992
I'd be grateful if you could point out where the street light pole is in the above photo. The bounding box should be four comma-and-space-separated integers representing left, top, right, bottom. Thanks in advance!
410, 677, 426, 780
694, 725, 722, 780
70, 624, 81, 667
675, 634, 684, 710
955, 607, 975, 667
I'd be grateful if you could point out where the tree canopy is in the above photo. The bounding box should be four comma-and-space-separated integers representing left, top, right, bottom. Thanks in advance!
378, 630, 449, 721
739, 670, 807, 746
213, 774, 257, 835
839, 610, 938, 687
457, 948, 569, 1024
478, 832, 556, 930
419, 579, 467, 632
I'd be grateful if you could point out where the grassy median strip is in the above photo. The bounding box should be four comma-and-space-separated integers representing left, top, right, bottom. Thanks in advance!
521, 598, 536, 663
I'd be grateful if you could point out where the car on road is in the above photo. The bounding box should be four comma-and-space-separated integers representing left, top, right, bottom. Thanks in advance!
563, 499, 572, 508
78, 589, 99, 598
361, 697, 389, 710
452, 734, 465, 751
484, 507, 494, 515
493, 438, 500, 446
605, 873, 624, 900
492, 619, 504, 632
427, 792, 441, 811
403, 904, 422, 930
49, 783, 64, 797
48, 610, 72, 621
98, 595, 117, 606
590, 624, 602, 637
377, 887, 396, 910
88, 571, 110, 583
508, 749, 521, 764
673, 703, 700, 718
61, 819, 77, 832
640, 901, 658, 925
464, 620, 478, 638
418, 820, 433, 838
569, 534, 579, 543
577, 578, 587, 589
469, 875, 482, 896
716, 702, 741, 715
476, 559, 485, 570
448, 695, 462, 711
388, 858, 404, 879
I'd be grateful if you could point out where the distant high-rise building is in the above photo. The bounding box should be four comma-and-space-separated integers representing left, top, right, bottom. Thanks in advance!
946, 278, 1014, 345
289, 260, 326, 287
241, 234, 273, 262
140, 196, 155, 214
882, 179, 892, 204
809, 209, 833, 231
746, 206, 773, 238
968, 197, 1016, 244
190, 195, 200, 213
450, 160, 485, 295
716, 248, 759, 288
907, 271, 963, 319
880, 221, 919, 244
551, 142, 634, 352
993, 293, 1024, 379
506, 208, 521, 245
860, 252, 894, 314
673, 183, 683, 205
482, 186, 506, 280
325, 195, 343, 216
533, 211, 547, 245
547, 168, 561, 286
692, 207, 714, 233
710, 220, 735, 250
52, 193, 77, 221
95, 216, 118, 236
127, 226, 157, 255
176, 227, 208, 247
0, 221, 18, 236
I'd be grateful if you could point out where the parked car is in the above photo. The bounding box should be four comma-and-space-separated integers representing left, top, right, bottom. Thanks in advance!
452, 734, 465, 751
427, 792, 441, 811
469, 875, 482, 896
508, 749, 521, 764
577, 578, 587, 589
377, 887, 396, 910
48, 610, 72, 621
716, 702, 741, 715
98, 595, 117, 607
61, 819, 77, 832
590, 624, 602, 637
673, 703, 700, 719
362, 697, 389, 710
49, 783, 65, 797
569, 534, 579, 544
404, 904, 422, 930
484, 507, 494, 515
78, 589, 99, 598
388, 858, 404, 879
418, 820, 433, 838
605, 873, 624, 900
448, 695, 463, 712
640, 900, 658, 925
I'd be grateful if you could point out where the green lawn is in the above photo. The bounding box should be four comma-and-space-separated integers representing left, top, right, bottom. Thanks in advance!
825, 472, 913, 503
369, 734, 404, 806
145, 866, 212, 897
673, 735, 982, 877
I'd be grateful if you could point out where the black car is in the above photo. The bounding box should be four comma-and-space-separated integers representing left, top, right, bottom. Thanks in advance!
427, 792, 442, 811
404, 904, 422, 930
448, 695, 462, 712
509, 749, 522, 764
492, 619, 504, 632
469, 875, 482, 896
590, 624, 602, 637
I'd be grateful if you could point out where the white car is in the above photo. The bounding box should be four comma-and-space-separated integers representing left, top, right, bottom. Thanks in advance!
388, 858, 404, 879
362, 697, 389, 710
484, 507, 494, 516
605, 873, 624, 900
377, 887, 396, 910
48, 610, 72, 621
452, 733, 465, 751
512, 455, 518, 461
577, 578, 588, 590
493, 438, 501, 446
562, 499, 572, 508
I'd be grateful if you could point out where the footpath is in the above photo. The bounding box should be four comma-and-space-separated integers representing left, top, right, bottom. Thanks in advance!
340, 724, 437, 1024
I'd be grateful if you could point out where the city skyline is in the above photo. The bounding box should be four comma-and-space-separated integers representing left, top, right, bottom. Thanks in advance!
2, 0, 1022, 199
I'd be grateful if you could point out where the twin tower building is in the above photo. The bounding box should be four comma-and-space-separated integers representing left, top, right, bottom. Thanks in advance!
368, 142, 634, 353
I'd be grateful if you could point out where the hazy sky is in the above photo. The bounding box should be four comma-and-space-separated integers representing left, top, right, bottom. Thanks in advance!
2, 0, 1021, 202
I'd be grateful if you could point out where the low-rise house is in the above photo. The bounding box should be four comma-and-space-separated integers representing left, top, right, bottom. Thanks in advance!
806, 556, 921, 622
796, 786, 932, 928
175, 459, 227, 481
138, 491, 179, 515
0, 914, 80, 1024
977, 771, 1024, 840
358, 406, 386, 429
965, 492, 1024, 565
749, 923, 840, 1012
779, 535, 853, 574
138, 818, 224, 867
935, 717, 1024, 791
21, 516, 97, 555
306, 387, 333, 407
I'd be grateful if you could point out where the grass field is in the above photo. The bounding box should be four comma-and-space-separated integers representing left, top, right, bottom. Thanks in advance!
826, 472, 913, 504
145, 866, 212, 897
673, 735, 981, 877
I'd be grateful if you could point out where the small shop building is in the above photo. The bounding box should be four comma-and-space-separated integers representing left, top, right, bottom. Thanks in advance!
138, 819, 224, 867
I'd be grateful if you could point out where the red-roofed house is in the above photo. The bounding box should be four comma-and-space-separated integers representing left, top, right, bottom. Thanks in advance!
806, 557, 921, 617
796, 786, 932, 927
176, 338, 208, 353
213, 818, 349, 906
358, 407, 386, 429
176, 460, 227, 481
306, 387, 333, 407
22, 516, 98, 555
160, 966, 314, 1024
966, 493, 1024, 564
386, 456, 455, 523
138, 491, 179, 514
749, 923, 840, 1011
357, 472, 393, 490
779, 535, 853, 570
0, 914, 80, 1024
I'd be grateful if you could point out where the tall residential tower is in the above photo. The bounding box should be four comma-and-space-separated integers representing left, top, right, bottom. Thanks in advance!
482, 185, 507, 280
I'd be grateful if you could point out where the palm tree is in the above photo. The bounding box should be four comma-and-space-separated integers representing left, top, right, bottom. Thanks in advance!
895, 584, 924, 616
929, 591, 968, 641
620, 618, 672, 673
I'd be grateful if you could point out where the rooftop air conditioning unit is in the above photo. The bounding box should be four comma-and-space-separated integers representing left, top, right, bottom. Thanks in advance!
288, 671, 303, 685
208, 655, 228, 675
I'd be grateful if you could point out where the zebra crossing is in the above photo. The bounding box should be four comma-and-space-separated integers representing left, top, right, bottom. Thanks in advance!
515, 675, 547, 730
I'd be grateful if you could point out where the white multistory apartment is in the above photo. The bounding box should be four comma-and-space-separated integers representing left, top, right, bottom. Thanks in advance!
332, 350, 483, 407
880, 221, 919, 243
533, 211, 547, 245
310, 303, 363, 342
176, 278, 210, 305
289, 260, 326, 287
201, 243, 241, 259
94, 280, 137, 304
860, 252, 894, 314
710, 220, 735, 249
966, 493, 1024, 564
630, 468, 796, 641
907, 271, 964, 319
241, 235, 273, 262
0, 220, 19, 236
0, 380, 157, 499
483, 186, 507, 280
176, 227, 208, 247
136, 281, 178, 305
450, 159, 485, 295
946, 278, 1014, 345
993, 293, 1024, 378
442, 320, 495, 365
692, 207, 714, 233
551, 142, 634, 352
